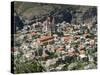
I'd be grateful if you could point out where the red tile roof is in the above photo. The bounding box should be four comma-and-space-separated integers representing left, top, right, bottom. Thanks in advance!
57, 47, 64, 51
31, 32, 36, 36
63, 35, 72, 41
39, 36, 54, 42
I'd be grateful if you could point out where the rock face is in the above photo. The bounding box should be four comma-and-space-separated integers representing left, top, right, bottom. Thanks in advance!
53, 10, 72, 24
14, 15, 24, 30
14, 2, 97, 31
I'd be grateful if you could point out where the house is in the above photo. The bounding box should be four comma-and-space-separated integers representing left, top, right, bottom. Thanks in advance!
62, 34, 73, 43
37, 35, 54, 45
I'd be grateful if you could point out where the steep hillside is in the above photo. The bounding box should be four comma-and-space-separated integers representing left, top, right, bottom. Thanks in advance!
13, 1, 97, 28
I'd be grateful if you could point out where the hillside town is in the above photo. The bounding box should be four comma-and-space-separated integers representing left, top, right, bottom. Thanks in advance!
12, 15, 97, 73
11, 2, 97, 74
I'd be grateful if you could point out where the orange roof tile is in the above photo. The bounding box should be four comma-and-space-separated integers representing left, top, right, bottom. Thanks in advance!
31, 32, 36, 35
39, 36, 54, 42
